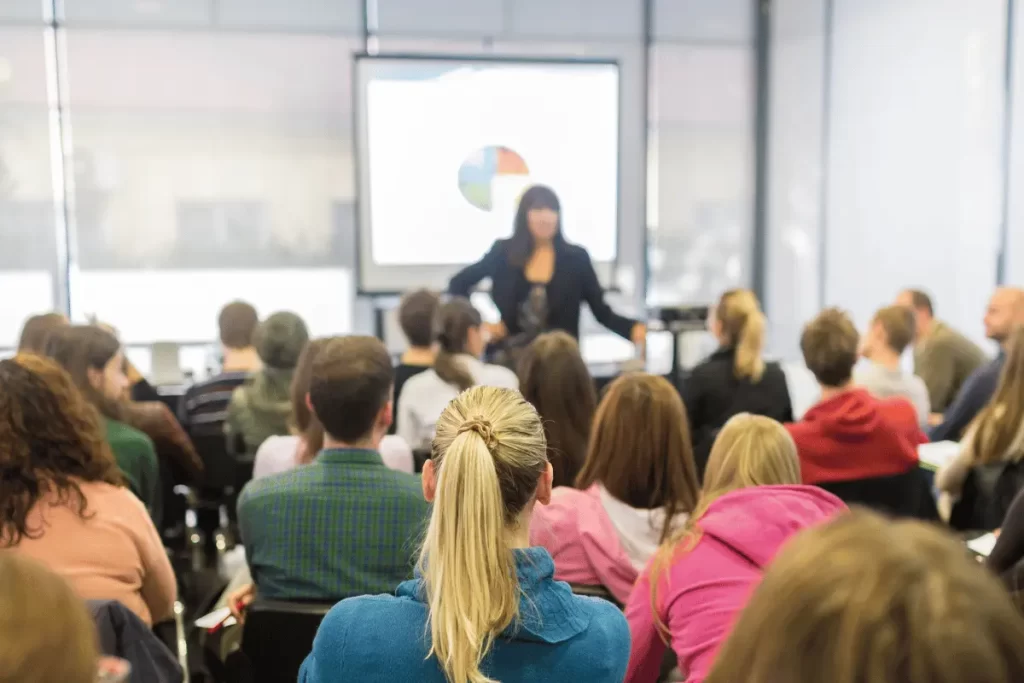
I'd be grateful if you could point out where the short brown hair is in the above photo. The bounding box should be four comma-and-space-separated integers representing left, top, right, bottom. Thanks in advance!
218, 301, 259, 349
577, 373, 700, 543
399, 289, 440, 348
17, 313, 68, 354
800, 308, 859, 387
308, 336, 394, 443
517, 331, 596, 488
43, 325, 124, 421
873, 305, 916, 353
705, 511, 1024, 683
905, 289, 934, 316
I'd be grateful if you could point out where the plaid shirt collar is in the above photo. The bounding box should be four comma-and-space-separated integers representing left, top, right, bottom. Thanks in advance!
317, 448, 384, 466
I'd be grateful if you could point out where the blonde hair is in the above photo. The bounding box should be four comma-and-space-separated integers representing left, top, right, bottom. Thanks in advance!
705, 511, 1024, 683
420, 386, 548, 683
0, 553, 98, 683
716, 290, 766, 382
967, 325, 1024, 465
649, 414, 800, 637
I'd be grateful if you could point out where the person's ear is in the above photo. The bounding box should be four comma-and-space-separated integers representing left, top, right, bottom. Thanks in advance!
535, 462, 554, 506
422, 459, 437, 503
86, 367, 105, 392
379, 400, 394, 431
305, 393, 314, 414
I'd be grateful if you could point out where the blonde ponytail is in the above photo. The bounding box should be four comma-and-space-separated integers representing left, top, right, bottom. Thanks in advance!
420, 386, 548, 683
717, 289, 766, 382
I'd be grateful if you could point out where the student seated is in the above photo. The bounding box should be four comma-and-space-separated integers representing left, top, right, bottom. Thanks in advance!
704, 511, 1024, 683
44, 326, 162, 516
397, 297, 518, 449
253, 338, 414, 479
624, 414, 845, 683
682, 289, 793, 477
530, 373, 699, 604
897, 288, 987, 414
937, 325, 1024, 517
17, 311, 68, 354
856, 304, 930, 425
390, 289, 440, 435
988, 486, 1024, 582
227, 310, 309, 453
517, 331, 597, 488
0, 354, 177, 626
0, 553, 100, 683
787, 308, 926, 487
236, 336, 429, 603
180, 300, 261, 437
300, 386, 630, 683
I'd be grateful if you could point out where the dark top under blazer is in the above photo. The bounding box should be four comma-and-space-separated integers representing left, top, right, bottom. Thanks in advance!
448, 239, 636, 340
682, 347, 794, 478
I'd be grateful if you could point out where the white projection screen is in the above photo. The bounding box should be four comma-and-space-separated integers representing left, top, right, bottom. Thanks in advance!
354, 54, 621, 293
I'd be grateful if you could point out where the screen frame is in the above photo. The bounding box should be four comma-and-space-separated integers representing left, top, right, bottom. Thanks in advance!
352, 51, 623, 295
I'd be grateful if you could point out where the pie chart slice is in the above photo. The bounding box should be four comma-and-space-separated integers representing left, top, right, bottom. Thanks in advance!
458, 146, 530, 212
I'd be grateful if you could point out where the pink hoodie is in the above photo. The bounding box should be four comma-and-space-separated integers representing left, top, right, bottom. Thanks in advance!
624, 485, 846, 683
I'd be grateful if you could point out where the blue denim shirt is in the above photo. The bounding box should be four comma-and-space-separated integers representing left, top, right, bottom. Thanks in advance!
299, 547, 630, 683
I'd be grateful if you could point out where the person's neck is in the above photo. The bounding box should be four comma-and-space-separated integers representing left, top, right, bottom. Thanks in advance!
532, 239, 555, 253
869, 348, 902, 372
323, 432, 380, 452
506, 514, 532, 551
819, 380, 855, 402
401, 346, 435, 366
917, 317, 935, 341
222, 346, 261, 373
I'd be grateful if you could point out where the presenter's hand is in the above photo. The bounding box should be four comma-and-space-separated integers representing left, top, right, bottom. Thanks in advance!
484, 322, 508, 343
631, 323, 647, 357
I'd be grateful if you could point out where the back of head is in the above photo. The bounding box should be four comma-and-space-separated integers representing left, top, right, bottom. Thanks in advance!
433, 297, 482, 392
0, 354, 121, 547
577, 373, 700, 543
399, 289, 441, 349
290, 338, 332, 462
254, 311, 309, 370
903, 289, 934, 317
422, 386, 548, 683
0, 553, 98, 683
873, 305, 916, 354
968, 325, 1024, 464
517, 331, 596, 487
308, 336, 393, 444
43, 324, 124, 420
801, 307, 859, 387
18, 312, 68, 354
705, 511, 1024, 683
218, 300, 259, 350
716, 289, 766, 382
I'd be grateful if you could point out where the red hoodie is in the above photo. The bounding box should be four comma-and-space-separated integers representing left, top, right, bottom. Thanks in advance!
786, 388, 927, 485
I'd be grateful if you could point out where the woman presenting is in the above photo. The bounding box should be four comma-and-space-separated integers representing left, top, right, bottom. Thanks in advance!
449, 185, 645, 361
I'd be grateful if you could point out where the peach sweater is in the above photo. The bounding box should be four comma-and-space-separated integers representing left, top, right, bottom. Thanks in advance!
10, 480, 177, 625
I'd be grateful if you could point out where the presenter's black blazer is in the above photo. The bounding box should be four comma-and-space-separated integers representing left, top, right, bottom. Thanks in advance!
448, 239, 635, 340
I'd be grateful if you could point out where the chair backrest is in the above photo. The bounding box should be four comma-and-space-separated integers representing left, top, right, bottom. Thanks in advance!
816, 468, 939, 521
950, 460, 1024, 532
241, 599, 335, 683
191, 432, 237, 491
412, 448, 431, 474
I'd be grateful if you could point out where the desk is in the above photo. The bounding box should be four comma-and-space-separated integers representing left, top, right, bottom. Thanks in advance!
918, 441, 960, 472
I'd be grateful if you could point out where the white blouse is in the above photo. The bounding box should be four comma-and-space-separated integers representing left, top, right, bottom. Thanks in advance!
395, 355, 519, 450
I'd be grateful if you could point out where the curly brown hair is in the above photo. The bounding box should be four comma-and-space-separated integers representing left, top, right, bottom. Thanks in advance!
0, 354, 123, 547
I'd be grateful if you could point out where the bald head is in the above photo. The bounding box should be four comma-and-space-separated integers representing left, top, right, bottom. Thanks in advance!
984, 287, 1024, 344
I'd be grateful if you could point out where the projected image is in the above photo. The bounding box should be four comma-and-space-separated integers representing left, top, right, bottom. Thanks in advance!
457, 145, 530, 212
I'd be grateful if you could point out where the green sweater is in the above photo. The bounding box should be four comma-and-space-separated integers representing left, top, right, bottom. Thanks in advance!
105, 418, 161, 521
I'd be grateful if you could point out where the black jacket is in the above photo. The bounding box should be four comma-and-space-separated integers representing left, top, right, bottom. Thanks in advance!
682, 347, 793, 477
448, 239, 635, 340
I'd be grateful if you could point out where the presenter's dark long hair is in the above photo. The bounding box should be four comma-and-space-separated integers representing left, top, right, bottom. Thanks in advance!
507, 185, 566, 268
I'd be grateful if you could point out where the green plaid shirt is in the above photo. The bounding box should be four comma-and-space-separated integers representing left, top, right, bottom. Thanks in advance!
238, 448, 430, 601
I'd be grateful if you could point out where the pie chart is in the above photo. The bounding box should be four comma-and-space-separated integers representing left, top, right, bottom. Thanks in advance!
457, 145, 530, 212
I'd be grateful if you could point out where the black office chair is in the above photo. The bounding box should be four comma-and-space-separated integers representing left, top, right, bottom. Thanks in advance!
817, 467, 939, 521
412, 448, 431, 473
235, 599, 335, 683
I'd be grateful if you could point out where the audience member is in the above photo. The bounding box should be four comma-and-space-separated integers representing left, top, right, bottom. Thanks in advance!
237, 336, 428, 603
936, 325, 1024, 507
0, 354, 177, 625
624, 414, 844, 683
517, 330, 597, 487
530, 373, 699, 604
704, 512, 1024, 683
227, 310, 309, 453
930, 287, 1024, 442
0, 553, 100, 683
897, 288, 987, 414
788, 308, 926, 486
253, 338, 414, 479
390, 289, 440, 435
856, 304, 931, 425
44, 325, 162, 515
180, 300, 261, 437
17, 311, 68, 354
300, 386, 630, 683
397, 297, 518, 449
988, 486, 1024, 584
682, 289, 793, 477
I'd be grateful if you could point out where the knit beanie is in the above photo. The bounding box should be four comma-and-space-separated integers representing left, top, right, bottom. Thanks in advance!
254, 312, 309, 370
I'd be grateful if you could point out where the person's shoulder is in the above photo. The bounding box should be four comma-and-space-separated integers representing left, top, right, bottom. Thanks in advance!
398, 369, 440, 405
108, 420, 155, 451
483, 363, 519, 389
238, 466, 308, 510
566, 596, 630, 670
310, 594, 428, 674
878, 395, 922, 428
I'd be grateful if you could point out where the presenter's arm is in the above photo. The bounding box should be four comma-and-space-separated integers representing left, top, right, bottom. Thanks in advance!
579, 248, 640, 341
448, 241, 502, 297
